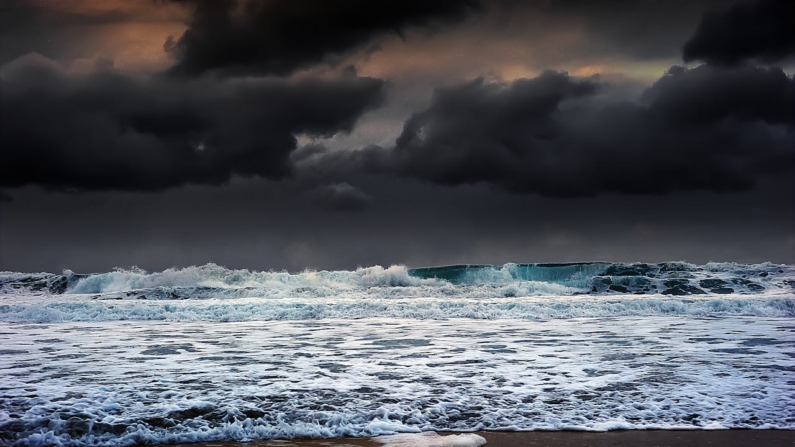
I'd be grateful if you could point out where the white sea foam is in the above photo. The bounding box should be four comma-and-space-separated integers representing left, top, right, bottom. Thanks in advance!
0, 262, 793, 446
0, 295, 792, 323
0, 317, 792, 446
64, 264, 445, 295
376, 432, 487, 447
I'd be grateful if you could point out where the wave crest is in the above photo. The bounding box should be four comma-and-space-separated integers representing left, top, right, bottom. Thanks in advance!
2, 261, 792, 302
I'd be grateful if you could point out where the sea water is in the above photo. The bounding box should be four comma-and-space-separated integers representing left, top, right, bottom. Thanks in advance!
0, 262, 793, 446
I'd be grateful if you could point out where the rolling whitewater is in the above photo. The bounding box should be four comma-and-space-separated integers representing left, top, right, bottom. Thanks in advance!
1, 262, 793, 446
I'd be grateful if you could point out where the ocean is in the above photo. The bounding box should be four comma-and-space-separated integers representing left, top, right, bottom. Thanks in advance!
0, 262, 793, 446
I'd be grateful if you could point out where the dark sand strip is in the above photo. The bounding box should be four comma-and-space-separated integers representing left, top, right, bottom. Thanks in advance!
152, 430, 794, 447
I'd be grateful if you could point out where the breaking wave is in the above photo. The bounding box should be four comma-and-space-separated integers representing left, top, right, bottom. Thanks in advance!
0, 262, 792, 322
2, 261, 792, 297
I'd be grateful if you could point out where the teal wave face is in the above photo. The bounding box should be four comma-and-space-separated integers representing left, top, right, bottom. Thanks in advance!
408, 263, 607, 287
408, 262, 792, 296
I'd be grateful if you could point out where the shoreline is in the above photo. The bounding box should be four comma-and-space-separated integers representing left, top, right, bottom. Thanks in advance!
147, 429, 795, 447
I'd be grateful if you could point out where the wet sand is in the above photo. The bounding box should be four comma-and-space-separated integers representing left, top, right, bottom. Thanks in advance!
154, 430, 795, 447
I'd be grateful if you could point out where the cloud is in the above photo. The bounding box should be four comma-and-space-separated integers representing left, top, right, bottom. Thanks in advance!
305, 66, 792, 197
309, 182, 373, 212
683, 0, 795, 66
165, 0, 480, 77
0, 54, 385, 191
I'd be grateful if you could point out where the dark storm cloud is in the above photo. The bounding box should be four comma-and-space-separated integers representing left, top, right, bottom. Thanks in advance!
683, 0, 795, 66
0, 56, 385, 191
639, 65, 792, 126
165, 0, 480, 77
307, 66, 793, 197
309, 182, 373, 212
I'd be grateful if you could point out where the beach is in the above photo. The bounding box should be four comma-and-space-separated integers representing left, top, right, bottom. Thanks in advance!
154, 430, 795, 446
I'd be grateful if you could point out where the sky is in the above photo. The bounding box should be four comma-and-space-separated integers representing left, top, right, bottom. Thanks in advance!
0, 0, 793, 273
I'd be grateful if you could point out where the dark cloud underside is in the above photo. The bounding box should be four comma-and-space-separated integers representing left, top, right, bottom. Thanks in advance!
305, 66, 793, 197
683, 0, 795, 66
166, 0, 480, 77
0, 57, 384, 191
